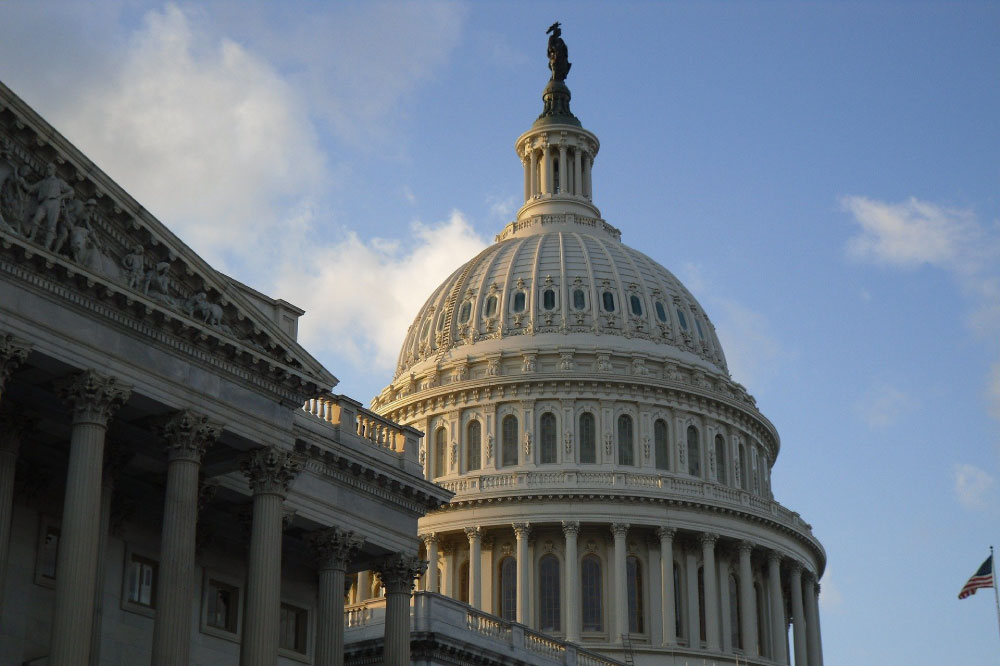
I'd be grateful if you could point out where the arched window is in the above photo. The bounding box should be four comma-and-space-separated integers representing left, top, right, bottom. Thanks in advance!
695, 318, 705, 339
499, 557, 516, 621
501, 415, 518, 467
458, 300, 472, 324
751, 447, 760, 494
629, 295, 643, 316
654, 419, 669, 470
466, 420, 481, 471
573, 289, 586, 310
729, 573, 742, 649
579, 412, 596, 464
673, 562, 684, 639
618, 414, 634, 466
512, 291, 526, 313
655, 301, 668, 323
581, 555, 603, 632
539, 554, 561, 631
677, 308, 688, 330
602, 291, 615, 312
715, 434, 727, 485
627, 555, 644, 633
698, 567, 706, 643
542, 289, 556, 310
484, 295, 498, 318
460, 561, 470, 604
434, 427, 447, 479
687, 425, 701, 477
739, 442, 748, 491
540, 412, 557, 464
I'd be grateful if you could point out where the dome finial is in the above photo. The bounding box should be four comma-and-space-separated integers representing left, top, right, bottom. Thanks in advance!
546, 22, 571, 82
536, 23, 580, 127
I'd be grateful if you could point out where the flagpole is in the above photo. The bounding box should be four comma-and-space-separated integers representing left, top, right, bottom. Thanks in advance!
992, 546, 1000, 643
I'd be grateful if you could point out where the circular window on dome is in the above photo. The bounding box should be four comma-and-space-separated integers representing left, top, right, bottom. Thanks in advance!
655, 301, 667, 323
629, 295, 643, 316
458, 300, 472, 324
542, 289, 556, 311
676, 308, 688, 330
484, 295, 498, 318
573, 289, 586, 311
512, 291, 526, 313
602, 291, 615, 312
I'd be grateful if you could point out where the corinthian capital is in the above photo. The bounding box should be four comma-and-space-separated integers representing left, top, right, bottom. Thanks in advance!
610, 523, 630, 539
162, 409, 222, 463
240, 447, 302, 497
464, 526, 482, 543
0, 333, 31, 391
512, 522, 531, 539
373, 553, 427, 595
58, 370, 132, 426
656, 526, 676, 542
309, 526, 364, 571
561, 520, 580, 538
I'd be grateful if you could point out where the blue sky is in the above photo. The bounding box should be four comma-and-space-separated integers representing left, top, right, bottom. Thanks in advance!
2, 2, 998, 663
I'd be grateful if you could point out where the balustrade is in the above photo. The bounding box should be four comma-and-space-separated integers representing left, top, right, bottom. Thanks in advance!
301, 394, 420, 466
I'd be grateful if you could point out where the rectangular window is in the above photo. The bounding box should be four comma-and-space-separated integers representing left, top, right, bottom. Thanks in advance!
126, 553, 158, 608
279, 603, 308, 655
35, 522, 60, 586
206, 579, 240, 634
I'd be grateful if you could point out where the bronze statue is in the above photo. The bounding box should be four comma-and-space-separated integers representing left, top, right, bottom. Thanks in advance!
546, 22, 571, 81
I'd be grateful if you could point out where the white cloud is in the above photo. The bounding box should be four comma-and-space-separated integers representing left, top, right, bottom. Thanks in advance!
274, 211, 488, 374
855, 383, 911, 428
817, 567, 843, 612
954, 463, 997, 512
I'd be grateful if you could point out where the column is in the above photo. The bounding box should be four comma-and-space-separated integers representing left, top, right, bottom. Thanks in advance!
239, 447, 302, 666
92, 443, 132, 666
583, 152, 592, 199
374, 553, 426, 666
0, 409, 31, 613
151, 411, 221, 666
0, 333, 30, 404
685, 547, 700, 646
806, 580, 824, 666
611, 523, 629, 642
558, 144, 568, 194
523, 154, 531, 201
481, 536, 495, 614
767, 551, 788, 664
49, 370, 131, 666
789, 562, 808, 666
442, 542, 456, 597
529, 149, 539, 198
513, 522, 530, 623
738, 541, 758, 657
657, 527, 676, 646
701, 533, 720, 651
573, 148, 583, 196
562, 521, 580, 642
541, 144, 551, 194
311, 527, 364, 666
465, 527, 482, 609
421, 533, 438, 593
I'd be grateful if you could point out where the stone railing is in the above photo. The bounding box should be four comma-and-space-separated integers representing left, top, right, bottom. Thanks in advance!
301, 393, 421, 470
344, 597, 384, 628
436, 471, 815, 537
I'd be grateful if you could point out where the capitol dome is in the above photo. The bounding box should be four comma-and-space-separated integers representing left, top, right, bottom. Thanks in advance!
371, 30, 824, 666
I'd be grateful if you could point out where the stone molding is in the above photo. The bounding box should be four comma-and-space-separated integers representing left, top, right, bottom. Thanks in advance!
373, 553, 426, 594
309, 526, 364, 571
240, 447, 302, 498
57, 369, 132, 426
161, 409, 222, 464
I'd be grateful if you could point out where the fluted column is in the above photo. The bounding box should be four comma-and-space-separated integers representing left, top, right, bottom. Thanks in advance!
239, 447, 302, 666
0, 335, 30, 614
611, 523, 629, 641
701, 533, 720, 651
529, 149, 539, 198
523, 154, 531, 201
513, 522, 530, 623
541, 144, 551, 194
685, 547, 699, 646
738, 541, 758, 656
806, 581, 823, 666
789, 562, 808, 666
421, 533, 439, 592
50, 371, 131, 666
562, 521, 580, 642
374, 553, 426, 666
573, 148, 583, 196
151, 411, 221, 666
465, 527, 482, 609
310, 527, 364, 666
558, 144, 568, 193
583, 152, 592, 199
657, 527, 676, 646
91, 443, 132, 666
767, 551, 788, 664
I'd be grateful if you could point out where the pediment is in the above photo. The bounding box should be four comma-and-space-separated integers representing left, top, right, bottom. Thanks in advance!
0, 80, 336, 404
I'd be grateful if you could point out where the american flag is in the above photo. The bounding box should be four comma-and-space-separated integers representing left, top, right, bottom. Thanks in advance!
958, 555, 994, 600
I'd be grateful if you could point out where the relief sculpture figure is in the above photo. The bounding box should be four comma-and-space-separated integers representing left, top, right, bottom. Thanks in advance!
0, 144, 28, 234
24, 163, 74, 249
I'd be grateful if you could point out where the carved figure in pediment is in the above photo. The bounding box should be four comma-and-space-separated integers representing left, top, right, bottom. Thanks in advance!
144, 261, 176, 306
121, 243, 146, 290
185, 292, 223, 326
68, 207, 121, 280
24, 163, 74, 250
0, 146, 29, 234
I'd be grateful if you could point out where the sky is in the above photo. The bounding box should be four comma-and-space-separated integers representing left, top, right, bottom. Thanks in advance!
1, 1, 998, 664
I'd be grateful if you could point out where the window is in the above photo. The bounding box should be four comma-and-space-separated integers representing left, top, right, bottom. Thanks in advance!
125, 552, 158, 613
542, 289, 556, 310
627, 555, 644, 633
655, 301, 668, 323
512, 291, 526, 313
539, 554, 561, 631
467, 420, 481, 471
499, 557, 517, 621
618, 414, 634, 466
540, 412, 557, 464
579, 412, 596, 464
581, 555, 603, 632
434, 427, 447, 479
602, 291, 615, 312
279, 603, 308, 655
629, 295, 643, 316
698, 567, 706, 643
501, 415, 518, 467
35, 521, 59, 586
205, 578, 240, 635
687, 425, 701, 477
715, 434, 727, 485
729, 574, 742, 650
460, 561, 470, 604
695, 318, 705, 339
458, 300, 472, 324
654, 419, 669, 471
677, 308, 688, 330
573, 289, 586, 310
739, 443, 749, 491
484, 295, 498, 318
